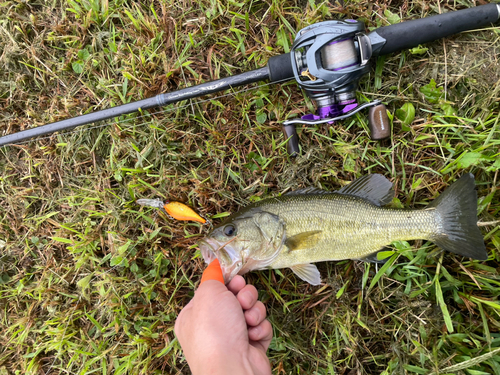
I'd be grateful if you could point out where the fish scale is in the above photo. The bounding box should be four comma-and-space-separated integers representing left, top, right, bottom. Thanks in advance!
198, 174, 487, 285
251, 194, 439, 269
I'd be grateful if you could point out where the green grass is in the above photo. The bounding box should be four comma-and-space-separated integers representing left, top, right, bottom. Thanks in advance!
0, 0, 499, 374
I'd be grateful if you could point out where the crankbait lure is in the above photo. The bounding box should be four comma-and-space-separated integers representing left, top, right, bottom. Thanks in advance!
137, 199, 206, 224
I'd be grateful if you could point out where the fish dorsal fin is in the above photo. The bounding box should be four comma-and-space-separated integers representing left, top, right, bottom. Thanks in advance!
337, 174, 394, 206
290, 264, 321, 285
284, 187, 329, 196
285, 230, 322, 251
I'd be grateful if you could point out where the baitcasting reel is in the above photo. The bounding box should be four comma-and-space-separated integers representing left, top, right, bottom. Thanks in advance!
282, 19, 390, 156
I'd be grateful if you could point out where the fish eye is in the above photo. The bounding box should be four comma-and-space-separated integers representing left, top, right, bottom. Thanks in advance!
223, 224, 237, 237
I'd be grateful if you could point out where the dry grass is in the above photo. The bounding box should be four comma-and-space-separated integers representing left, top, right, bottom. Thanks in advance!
0, 0, 499, 374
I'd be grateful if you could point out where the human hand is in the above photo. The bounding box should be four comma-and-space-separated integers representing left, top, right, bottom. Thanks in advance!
174, 275, 272, 375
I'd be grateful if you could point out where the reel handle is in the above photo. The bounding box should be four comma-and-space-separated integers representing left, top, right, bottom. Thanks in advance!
281, 102, 390, 156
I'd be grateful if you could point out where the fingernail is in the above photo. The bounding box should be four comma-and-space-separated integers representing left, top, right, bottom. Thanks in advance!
243, 290, 253, 305
249, 326, 260, 337
248, 310, 259, 323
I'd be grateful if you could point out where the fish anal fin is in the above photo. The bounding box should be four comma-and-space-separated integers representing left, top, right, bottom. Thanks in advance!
356, 248, 394, 263
285, 230, 322, 251
337, 174, 394, 207
290, 264, 321, 285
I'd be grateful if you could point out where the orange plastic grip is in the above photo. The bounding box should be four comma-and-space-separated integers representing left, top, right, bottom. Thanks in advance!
200, 259, 225, 285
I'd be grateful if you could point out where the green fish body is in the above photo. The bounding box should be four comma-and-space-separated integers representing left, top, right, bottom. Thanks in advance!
198, 174, 487, 285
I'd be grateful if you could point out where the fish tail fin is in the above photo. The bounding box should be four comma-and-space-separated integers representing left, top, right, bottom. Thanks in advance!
428, 174, 487, 260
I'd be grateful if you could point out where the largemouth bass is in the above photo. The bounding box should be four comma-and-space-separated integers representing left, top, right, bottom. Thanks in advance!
198, 174, 487, 285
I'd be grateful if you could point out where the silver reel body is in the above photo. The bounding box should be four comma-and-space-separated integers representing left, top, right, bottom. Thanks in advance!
284, 20, 389, 155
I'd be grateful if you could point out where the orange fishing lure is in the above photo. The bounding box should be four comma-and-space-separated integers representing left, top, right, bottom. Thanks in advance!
163, 201, 206, 224
137, 199, 206, 224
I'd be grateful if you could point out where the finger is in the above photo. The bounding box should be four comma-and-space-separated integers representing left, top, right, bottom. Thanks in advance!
248, 320, 273, 352
174, 301, 192, 338
244, 301, 266, 327
236, 284, 258, 310
227, 275, 246, 295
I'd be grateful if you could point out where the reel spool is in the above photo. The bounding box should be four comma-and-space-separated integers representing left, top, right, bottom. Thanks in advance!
283, 20, 389, 155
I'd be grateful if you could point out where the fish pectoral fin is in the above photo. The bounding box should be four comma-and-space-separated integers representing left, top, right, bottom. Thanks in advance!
284, 230, 322, 252
356, 248, 394, 263
290, 264, 322, 285
337, 174, 394, 207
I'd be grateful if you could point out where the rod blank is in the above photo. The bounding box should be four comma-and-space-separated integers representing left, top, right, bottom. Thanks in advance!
0, 67, 270, 147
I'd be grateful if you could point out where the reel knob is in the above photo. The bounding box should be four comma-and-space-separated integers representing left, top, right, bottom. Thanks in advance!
368, 104, 391, 140
282, 124, 300, 157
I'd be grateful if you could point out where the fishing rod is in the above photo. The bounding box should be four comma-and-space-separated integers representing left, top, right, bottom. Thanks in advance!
1, 3, 499, 154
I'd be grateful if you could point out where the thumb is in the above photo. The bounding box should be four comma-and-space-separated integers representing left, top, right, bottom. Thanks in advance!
200, 259, 225, 285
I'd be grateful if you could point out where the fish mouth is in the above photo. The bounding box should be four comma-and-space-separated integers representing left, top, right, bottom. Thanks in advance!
198, 238, 219, 264
197, 238, 243, 284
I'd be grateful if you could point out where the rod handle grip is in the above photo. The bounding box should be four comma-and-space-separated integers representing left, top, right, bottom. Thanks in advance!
371, 3, 500, 56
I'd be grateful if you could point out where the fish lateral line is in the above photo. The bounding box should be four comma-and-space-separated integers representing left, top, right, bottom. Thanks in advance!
198, 173, 487, 286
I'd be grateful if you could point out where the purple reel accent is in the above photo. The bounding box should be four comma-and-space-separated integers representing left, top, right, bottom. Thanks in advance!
301, 113, 321, 121
332, 62, 358, 71
327, 38, 351, 46
301, 99, 358, 123
339, 100, 358, 114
